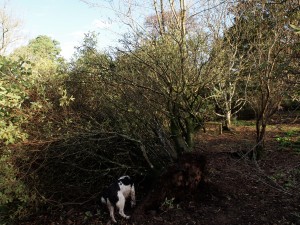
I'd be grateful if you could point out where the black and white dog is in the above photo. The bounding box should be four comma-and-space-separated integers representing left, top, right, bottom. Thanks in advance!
101, 175, 136, 223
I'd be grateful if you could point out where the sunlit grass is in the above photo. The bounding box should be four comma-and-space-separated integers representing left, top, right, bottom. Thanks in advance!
274, 127, 300, 153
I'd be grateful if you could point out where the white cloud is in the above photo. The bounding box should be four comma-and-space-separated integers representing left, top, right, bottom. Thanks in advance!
60, 41, 77, 61
61, 32, 84, 60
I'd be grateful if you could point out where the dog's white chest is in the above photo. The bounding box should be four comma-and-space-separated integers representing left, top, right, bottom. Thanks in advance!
119, 182, 132, 198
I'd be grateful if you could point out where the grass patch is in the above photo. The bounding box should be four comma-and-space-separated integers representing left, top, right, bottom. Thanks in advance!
270, 168, 300, 189
275, 129, 300, 153
233, 120, 255, 127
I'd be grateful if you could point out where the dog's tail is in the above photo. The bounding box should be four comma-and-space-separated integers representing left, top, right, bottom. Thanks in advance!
101, 187, 109, 204
101, 196, 106, 204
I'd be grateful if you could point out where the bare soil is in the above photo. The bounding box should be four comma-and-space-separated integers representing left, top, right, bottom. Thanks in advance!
20, 121, 300, 225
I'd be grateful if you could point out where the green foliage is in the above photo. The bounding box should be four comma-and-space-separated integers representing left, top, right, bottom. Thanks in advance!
11, 35, 66, 78
0, 56, 36, 223
58, 87, 75, 106
275, 136, 292, 147
9, 35, 75, 139
0, 150, 35, 223
0, 41, 70, 222
0, 56, 30, 144
290, 24, 300, 34
270, 168, 300, 189
28, 35, 61, 60
233, 119, 255, 127
275, 130, 300, 153
161, 197, 176, 210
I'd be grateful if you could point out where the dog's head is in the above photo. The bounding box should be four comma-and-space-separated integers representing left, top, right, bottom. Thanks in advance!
118, 175, 136, 207
118, 175, 134, 186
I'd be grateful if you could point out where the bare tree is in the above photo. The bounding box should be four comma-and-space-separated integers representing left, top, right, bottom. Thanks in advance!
203, 1, 250, 130
0, 0, 23, 55
80, 0, 232, 158
232, 0, 300, 158
212, 37, 249, 130
113, 0, 228, 157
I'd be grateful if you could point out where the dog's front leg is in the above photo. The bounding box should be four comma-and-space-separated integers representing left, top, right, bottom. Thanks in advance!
116, 195, 130, 219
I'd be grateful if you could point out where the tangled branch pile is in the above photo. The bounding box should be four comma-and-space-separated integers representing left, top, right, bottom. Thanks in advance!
16, 131, 173, 207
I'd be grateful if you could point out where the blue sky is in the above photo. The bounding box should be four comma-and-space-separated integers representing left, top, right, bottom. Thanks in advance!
4, 0, 128, 60
2, 0, 229, 60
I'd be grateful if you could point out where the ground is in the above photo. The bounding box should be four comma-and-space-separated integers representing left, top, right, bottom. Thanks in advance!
20, 116, 300, 225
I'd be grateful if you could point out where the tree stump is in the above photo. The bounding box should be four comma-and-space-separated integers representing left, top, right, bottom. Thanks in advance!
132, 153, 206, 220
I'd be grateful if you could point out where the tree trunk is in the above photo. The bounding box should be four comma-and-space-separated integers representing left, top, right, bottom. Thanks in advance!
224, 110, 232, 130
253, 119, 266, 160
170, 118, 190, 157
169, 102, 194, 157
184, 117, 195, 150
